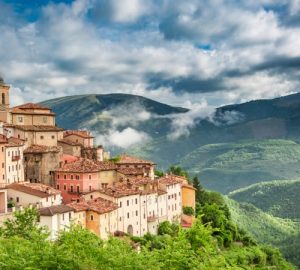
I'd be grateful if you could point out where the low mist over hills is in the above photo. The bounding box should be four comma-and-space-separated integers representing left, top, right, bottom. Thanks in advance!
42, 92, 300, 193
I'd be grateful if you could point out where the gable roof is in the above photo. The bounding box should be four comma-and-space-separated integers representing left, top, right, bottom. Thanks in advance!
13, 103, 51, 110
116, 154, 154, 165
24, 145, 61, 154
64, 130, 94, 139
39, 205, 73, 216
68, 197, 118, 214
56, 158, 102, 173
158, 174, 183, 186
7, 182, 61, 198
11, 125, 64, 132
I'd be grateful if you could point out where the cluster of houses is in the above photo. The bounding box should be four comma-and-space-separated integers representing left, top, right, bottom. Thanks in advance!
0, 78, 196, 239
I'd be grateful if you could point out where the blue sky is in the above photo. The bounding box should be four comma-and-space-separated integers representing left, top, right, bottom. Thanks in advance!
1, 0, 300, 111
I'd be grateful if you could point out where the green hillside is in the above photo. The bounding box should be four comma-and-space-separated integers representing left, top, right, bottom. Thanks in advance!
229, 180, 300, 219
225, 197, 300, 268
180, 139, 300, 194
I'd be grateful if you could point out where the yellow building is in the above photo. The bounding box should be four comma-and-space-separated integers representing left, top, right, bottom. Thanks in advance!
68, 197, 118, 239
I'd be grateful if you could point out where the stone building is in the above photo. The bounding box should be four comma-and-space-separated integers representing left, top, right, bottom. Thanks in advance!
24, 145, 62, 186
0, 78, 10, 123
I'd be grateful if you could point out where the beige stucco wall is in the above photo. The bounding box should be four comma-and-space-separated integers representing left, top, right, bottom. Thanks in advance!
0, 189, 7, 214
11, 114, 55, 126
58, 142, 81, 157
5, 145, 24, 184
0, 143, 6, 184
98, 170, 117, 188
7, 189, 62, 207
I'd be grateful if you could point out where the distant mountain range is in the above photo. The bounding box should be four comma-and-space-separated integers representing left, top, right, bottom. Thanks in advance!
41, 92, 300, 193
42, 92, 300, 268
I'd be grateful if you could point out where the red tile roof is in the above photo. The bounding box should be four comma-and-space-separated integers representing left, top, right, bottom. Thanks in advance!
7, 137, 25, 147
11, 125, 63, 132
68, 197, 118, 214
158, 174, 183, 186
13, 103, 51, 110
39, 205, 73, 216
61, 154, 79, 164
7, 182, 61, 198
117, 167, 145, 175
24, 145, 61, 154
64, 130, 94, 139
181, 214, 194, 228
116, 154, 154, 165
99, 182, 141, 198
56, 158, 102, 173
96, 161, 117, 171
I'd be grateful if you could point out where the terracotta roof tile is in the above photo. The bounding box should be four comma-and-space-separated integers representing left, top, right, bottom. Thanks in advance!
39, 205, 73, 216
117, 167, 145, 175
7, 182, 61, 198
116, 154, 154, 165
12, 125, 64, 132
68, 197, 118, 214
24, 145, 61, 154
96, 161, 117, 171
13, 103, 51, 110
7, 137, 25, 147
158, 174, 183, 186
56, 158, 102, 173
64, 130, 94, 139
58, 138, 82, 146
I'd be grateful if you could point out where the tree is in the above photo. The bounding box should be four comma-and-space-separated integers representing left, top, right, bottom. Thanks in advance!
0, 207, 47, 240
183, 206, 194, 216
193, 176, 205, 203
168, 166, 190, 180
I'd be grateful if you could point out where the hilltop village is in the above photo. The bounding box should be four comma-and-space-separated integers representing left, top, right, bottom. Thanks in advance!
0, 78, 196, 239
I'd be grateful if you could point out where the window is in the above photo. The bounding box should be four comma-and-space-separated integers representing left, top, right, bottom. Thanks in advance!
64, 185, 66, 191
90, 215, 94, 221
89, 185, 92, 191
89, 175, 91, 180
69, 212, 72, 219
18, 117, 23, 123
71, 175, 73, 180
77, 186, 80, 193
62, 214, 64, 221
16, 197, 19, 203
40, 136, 44, 140
119, 201, 122, 207
1, 93, 5, 104
43, 116, 48, 123
136, 210, 138, 216
70, 186, 73, 192
90, 195, 93, 199
127, 213, 130, 218
135, 198, 138, 204
64, 175, 66, 180
51, 135, 55, 139
127, 200, 129, 206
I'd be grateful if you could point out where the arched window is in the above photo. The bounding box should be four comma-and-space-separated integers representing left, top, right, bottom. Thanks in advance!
2, 93, 5, 105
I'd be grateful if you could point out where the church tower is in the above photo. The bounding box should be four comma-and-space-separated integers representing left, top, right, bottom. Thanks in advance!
0, 77, 10, 123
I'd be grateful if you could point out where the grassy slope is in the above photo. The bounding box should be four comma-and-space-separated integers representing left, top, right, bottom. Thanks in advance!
180, 139, 300, 194
225, 197, 300, 268
228, 180, 300, 219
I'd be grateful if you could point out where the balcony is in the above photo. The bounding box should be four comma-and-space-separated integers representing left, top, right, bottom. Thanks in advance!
147, 215, 158, 222
12, 156, 20, 162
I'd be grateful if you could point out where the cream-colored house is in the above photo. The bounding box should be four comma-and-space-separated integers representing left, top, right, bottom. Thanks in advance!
158, 174, 183, 223
5, 137, 25, 184
7, 182, 62, 208
39, 205, 74, 240
68, 197, 118, 239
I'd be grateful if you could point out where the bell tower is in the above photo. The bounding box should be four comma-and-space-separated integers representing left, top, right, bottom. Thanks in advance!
0, 77, 10, 123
